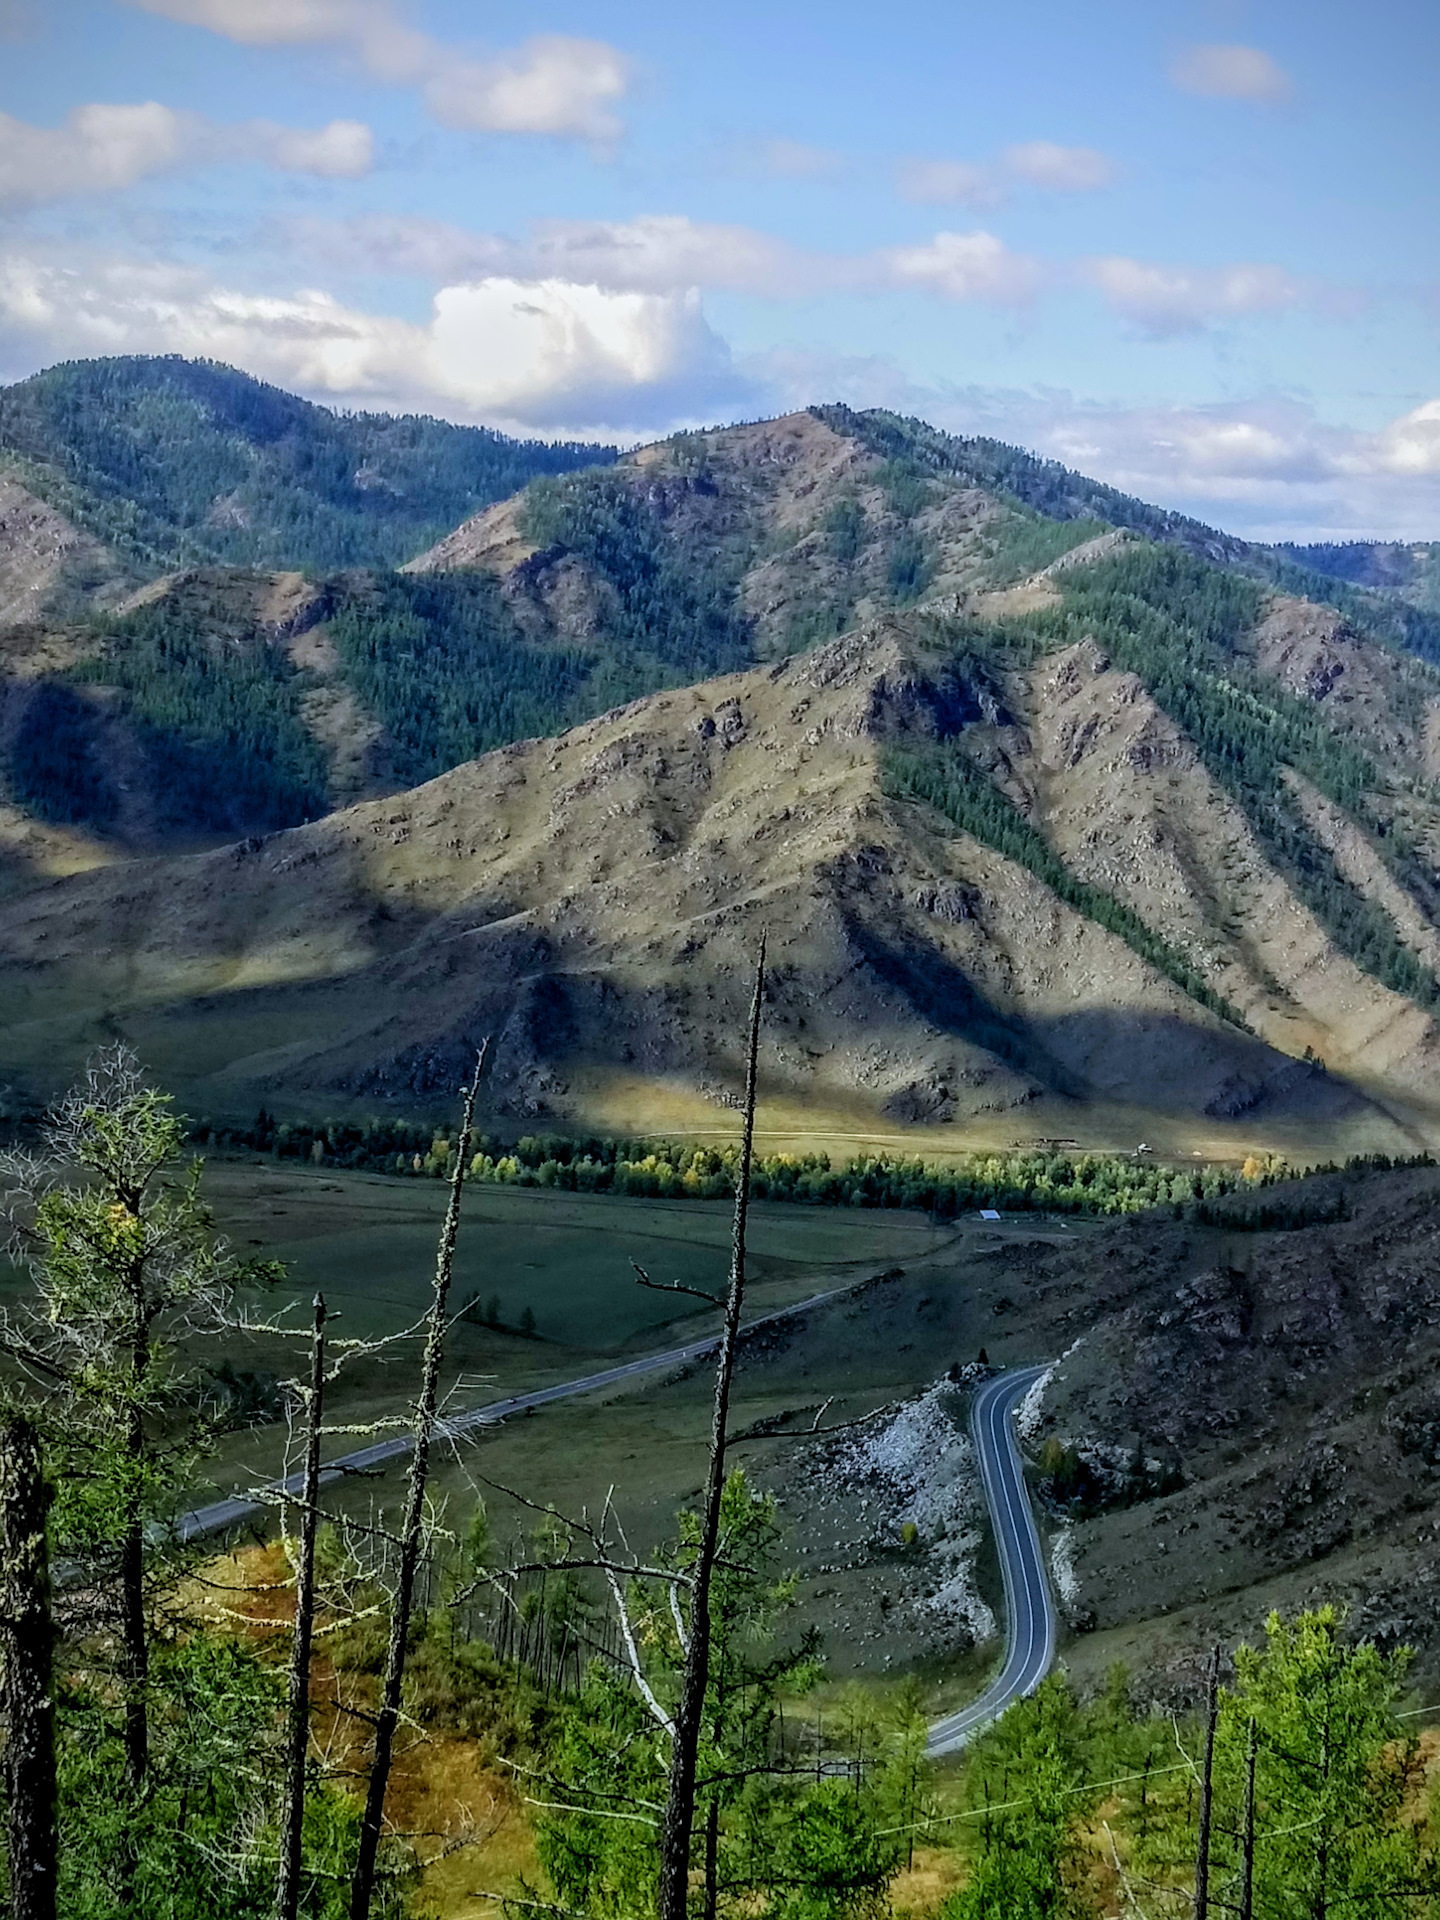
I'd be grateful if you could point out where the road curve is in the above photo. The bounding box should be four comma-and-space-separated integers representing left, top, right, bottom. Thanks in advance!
926, 1364, 1056, 1756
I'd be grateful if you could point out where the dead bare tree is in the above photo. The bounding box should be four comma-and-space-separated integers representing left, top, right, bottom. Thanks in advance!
276, 1292, 326, 1920
0, 1411, 57, 1920
656, 939, 765, 1920
1192, 1645, 1220, 1920
349, 1042, 487, 1920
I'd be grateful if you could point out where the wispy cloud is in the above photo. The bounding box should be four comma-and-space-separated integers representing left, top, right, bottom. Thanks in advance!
896, 141, 1116, 207
126, 0, 633, 141
297, 211, 1039, 305
1168, 43, 1293, 104
885, 230, 1046, 303
1084, 255, 1309, 335
0, 102, 372, 206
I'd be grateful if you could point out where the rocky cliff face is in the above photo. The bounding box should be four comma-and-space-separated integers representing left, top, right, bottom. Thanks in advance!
1014, 1163, 1440, 1674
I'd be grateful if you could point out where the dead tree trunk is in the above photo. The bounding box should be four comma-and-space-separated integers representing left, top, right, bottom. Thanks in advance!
0, 1412, 57, 1920
349, 1047, 486, 1920
1239, 1717, 1257, 1920
276, 1293, 326, 1920
656, 942, 765, 1920
1192, 1645, 1220, 1920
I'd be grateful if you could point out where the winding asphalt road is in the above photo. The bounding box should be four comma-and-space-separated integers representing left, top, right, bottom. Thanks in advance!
926, 1364, 1057, 1755
177, 1302, 1057, 1754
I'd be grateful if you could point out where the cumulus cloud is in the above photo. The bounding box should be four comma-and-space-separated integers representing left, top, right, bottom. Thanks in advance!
1169, 43, 1292, 103
248, 117, 372, 177
128, 0, 632, 141
897, 141, 1115, 206
1085, 256, 1308, 335
0, 247, 756, 439
1367, 400, 1440, 476
0, 102, 372, 205
885, 230, 1045, 304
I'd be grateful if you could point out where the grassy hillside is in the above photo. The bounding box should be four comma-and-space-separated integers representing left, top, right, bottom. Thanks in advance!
0, 355, 614, 575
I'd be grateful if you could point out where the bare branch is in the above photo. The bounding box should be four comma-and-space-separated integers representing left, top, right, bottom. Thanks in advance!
607, 1566, 675, 1738
732, 1398, 902, 1443
632, 1261, 722, 1308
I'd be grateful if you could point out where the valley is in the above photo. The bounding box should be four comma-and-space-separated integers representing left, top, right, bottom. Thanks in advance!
3, 356, 1440, 1918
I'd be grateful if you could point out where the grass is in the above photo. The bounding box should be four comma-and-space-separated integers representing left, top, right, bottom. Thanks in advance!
202, 1161, 950, 1351
181, 1160, 953, 1511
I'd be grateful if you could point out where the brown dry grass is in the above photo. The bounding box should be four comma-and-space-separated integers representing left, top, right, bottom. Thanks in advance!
186, 1542, 538, 1920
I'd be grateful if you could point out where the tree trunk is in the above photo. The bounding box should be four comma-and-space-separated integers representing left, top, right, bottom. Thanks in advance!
121, 1254, 152, 1795
1239, 1717, 1257, 1920
349, 1050, 485, 1920
0, 1414, 57, 1920
1192, 1645, 1219, 1920
120, 1418, 148, 1792
656, 943, 765, 1920
277, 1293, 326, 1920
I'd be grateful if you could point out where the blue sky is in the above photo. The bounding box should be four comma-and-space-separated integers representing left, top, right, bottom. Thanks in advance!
1, 0, 1437, 537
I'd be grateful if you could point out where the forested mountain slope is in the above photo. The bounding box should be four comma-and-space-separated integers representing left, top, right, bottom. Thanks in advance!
5, 393, 1437, 880
0, 355, 612, 592
2, 605, 1439, 1157
5, 384, 1440, 1153
1271, 538, 1440, 613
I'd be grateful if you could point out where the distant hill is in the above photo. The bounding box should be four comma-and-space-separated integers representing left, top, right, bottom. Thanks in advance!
0, 355, 613, 582
1269, 539, 1440, 614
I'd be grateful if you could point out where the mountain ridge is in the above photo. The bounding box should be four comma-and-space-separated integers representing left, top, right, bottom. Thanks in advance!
3, 361, 1440, 1155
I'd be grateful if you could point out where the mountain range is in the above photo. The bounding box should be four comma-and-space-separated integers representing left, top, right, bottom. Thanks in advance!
2, 357, 1439, 1157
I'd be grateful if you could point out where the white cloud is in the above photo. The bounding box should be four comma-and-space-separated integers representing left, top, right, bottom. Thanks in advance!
945, 392, 1440, 540
429, 279, 740, 428
886, 230, 1045, 304
523, 216, 839, 298
0, 103, 187, 203
295, 212, 830, 298
1365, 400, 1440, 477
897, 141, 1116, 206
1002, 141, 1116, 192
423, 37, 629, 141
317, 213, 1041, 305
0, 102, 372, 205
246, 118, 372, 178
0, 239, 1434, 536
1086, 256, 1307, 335
130, 0, 359, 43
127, 0, 632, 141
1169, 43, 1293, 103
0, 247, 755, 439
